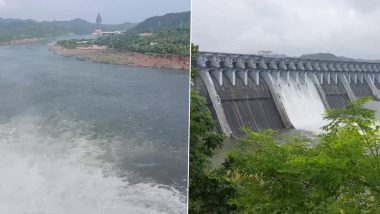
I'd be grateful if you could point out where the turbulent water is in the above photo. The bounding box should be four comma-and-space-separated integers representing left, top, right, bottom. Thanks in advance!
277, 74, 326, 133
0, 42, 188, 213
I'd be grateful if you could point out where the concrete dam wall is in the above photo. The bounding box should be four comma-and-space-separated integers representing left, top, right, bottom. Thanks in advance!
196, 73, 285, 137
350, 83, 374, 99
321, 82, 350, 109
195, 52, 380, 137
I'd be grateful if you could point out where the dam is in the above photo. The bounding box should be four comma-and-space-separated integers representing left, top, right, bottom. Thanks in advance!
194, 52, 380, 137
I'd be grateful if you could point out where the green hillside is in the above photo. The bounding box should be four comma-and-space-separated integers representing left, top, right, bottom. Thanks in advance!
0, 11, 190, 43
300, 52, 380, 63
128, 11, 190, 33
300, 53, 355, 61
58, 26, 190, 56
0, 17, 135, 43
97, 27, 190, 56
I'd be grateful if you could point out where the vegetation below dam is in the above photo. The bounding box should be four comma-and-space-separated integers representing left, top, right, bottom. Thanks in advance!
190, 85, 380, 213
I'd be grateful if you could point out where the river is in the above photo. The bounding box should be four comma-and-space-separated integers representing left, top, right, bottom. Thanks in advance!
0, 41, 188, 213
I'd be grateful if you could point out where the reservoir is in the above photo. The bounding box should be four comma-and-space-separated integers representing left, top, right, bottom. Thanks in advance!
0, 41, 188, 213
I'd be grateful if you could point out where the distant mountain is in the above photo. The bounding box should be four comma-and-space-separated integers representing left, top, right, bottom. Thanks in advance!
0, 17, 135, 43
300, 52, 380, 63
299, 53, 357, 62
128, 11, 190, 33
0, 11, 190, 43
44, 18, 135, 33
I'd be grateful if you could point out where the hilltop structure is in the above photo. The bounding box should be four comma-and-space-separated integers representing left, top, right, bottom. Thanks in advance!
92, 13, 124, 38
93, 13, 103, 37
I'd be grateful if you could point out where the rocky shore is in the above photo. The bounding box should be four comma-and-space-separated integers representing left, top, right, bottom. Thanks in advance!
49, 44, 190, 71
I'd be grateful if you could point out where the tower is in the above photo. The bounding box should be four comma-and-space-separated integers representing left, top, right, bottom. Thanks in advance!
96, 13, 102, 30
94, 13, 103, 38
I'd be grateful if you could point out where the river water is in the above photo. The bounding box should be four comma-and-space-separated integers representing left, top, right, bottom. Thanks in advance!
0, 41, 189, 213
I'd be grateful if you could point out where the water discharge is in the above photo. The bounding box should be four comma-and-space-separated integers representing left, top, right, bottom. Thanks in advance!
277, 74, 326, 133
0, 116, 185, 213
0, 42, 188, 213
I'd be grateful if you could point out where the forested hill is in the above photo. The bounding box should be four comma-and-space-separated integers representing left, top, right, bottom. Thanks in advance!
0, 18, 135, 43
300, 53, 356, 62
0, 11, 189, 43
300, 52, 380, 63
128, 11, 190, 33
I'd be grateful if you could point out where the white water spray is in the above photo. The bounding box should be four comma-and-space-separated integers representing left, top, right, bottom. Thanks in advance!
276, 74, 326, 133
0, 116, 186, 214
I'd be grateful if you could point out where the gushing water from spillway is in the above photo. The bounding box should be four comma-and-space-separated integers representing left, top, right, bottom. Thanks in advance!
276, 74, 326, 133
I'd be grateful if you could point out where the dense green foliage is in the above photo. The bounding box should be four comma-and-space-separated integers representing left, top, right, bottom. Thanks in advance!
96, 27, 190, 56
0, 11, 189, 43
189, 44, 236, 213
128, 11, 190, 33
191, 44, 199, 79
189, 90, 236, 213
0, 17, 134, 43
56, 39, 93, 49
225, 97, 380, 213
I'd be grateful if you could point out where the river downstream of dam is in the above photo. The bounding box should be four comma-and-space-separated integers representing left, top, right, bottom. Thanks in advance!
0, 42, 188, 213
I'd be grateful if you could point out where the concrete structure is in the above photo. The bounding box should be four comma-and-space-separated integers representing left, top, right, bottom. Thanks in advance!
96, 13, 102, 30
101, 31, 124, 38
195, 51, 380, 137
94, 13, 103, 38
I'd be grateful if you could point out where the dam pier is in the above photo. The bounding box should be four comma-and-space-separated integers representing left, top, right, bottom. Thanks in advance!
194, 52, 380, 137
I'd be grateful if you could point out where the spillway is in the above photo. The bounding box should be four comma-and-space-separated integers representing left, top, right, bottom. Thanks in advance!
375, 83, 380, 94
195, 51, 380, 138
195, 72, 285, 137
350, 83, 374, 98
194, 74, 221, 132
213, 75, 285, 136
277, 75, 326, 133
321, 82, 350, 109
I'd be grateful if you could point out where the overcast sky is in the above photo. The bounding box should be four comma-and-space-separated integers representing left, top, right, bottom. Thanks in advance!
0, 0, 189, 24
192, 0, 380, 60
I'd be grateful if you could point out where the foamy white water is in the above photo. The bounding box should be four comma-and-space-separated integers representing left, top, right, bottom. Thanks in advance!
277, 74, 326, 133
0, 116, 186, 214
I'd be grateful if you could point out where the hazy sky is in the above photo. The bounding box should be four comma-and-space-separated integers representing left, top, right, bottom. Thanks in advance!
0, 0, 189, 24
192, 0, 380, 60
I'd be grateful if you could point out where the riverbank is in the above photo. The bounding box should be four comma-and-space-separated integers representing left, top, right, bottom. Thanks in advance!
49, 44, 190, 71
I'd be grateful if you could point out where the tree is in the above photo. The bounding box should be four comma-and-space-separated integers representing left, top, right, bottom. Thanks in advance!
189, 43, 236, 213
189, 90, 236, 213
223, 97, 380, 213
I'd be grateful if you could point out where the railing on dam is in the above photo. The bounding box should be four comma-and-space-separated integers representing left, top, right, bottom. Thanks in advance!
194, 51, 380, 138
196, 52, 380, 86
